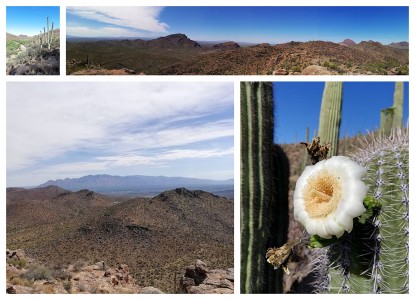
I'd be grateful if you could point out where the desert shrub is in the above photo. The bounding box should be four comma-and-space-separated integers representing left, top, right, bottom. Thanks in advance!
51, 269, 72, 280
7, 258, 27, 269
73, 259, 87, 271
291, 65, 302, 72
23, 265, 53, 281
15, 51, 28, 64
10, 276, 33, 287
6, 40, 20, 56
397, 65, 409, 75
63, 281, 72, 293
323, 60, 339, 70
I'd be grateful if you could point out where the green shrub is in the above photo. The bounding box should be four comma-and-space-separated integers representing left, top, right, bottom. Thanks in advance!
291, 65, 302, 72
23, 265, 53, 281
7, 258, 27, 269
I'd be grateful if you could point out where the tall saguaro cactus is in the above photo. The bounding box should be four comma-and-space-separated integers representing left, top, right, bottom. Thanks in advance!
317, 82, 343, 157
381, 82, 404, 135
241, 82, 289, 293
38, 16, 55, 50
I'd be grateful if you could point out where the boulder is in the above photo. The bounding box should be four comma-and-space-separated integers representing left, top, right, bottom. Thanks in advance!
140, 286, 164, 294
301, 65, 331, 75
180, 260, 234, 294
272, 69, 289, 75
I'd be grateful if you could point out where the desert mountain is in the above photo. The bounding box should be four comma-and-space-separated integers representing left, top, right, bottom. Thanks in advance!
212, 41, 240, 50
38, 174, 234, 195
388, 41, 409, 50
92, 33, 201, 49
6, 33, 29, 41
147, 33, 201, 48
339, 38, 357, 46
158, 40, 408, 75
7, 187, 233, 293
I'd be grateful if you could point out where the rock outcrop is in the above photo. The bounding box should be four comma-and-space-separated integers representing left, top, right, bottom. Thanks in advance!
180, 260, 234, 294
301, 65, 331, 75
6, 250, 163, 294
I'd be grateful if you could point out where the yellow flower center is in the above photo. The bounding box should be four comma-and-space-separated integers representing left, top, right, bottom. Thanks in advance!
302, 170, 342, 218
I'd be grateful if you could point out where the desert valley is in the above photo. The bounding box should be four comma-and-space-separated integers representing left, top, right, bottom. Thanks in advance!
6, 175, 234, 293
66, 34, 408, 75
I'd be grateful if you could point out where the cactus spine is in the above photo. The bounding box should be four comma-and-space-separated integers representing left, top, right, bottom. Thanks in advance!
317, 82, 343, 157
241, 82, 289, 293
352, 129, 409, 293
313, 129, 409, 294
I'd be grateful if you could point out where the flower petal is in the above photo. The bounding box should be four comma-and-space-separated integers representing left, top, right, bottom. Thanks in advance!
293, 155, 368, 239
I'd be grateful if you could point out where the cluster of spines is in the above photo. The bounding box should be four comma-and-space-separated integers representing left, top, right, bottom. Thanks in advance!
352, 129, 409, 293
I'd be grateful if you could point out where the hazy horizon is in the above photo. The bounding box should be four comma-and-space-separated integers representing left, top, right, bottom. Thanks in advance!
66, 6, 409, 44
65, 33, 409, 46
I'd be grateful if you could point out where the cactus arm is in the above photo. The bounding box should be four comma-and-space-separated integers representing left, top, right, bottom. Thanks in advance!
317, 82, 343, 157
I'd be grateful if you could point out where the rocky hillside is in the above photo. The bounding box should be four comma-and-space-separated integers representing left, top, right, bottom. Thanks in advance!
7, 187, 233, 293
159, 40, 408, 75
6, 249, 233, 294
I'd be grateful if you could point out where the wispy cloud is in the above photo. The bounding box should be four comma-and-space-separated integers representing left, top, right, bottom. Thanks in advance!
67, 6, 168, 33
66, 26, 148, 38
7, 82, 234, 186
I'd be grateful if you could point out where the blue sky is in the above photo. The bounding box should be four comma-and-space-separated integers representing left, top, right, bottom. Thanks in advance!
66, 6, 408, 44
273, 82, 409, 144
6, 6, 60, 36
6, 82, 234, 187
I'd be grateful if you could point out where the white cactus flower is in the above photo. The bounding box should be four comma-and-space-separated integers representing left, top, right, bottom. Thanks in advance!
294, 156, 368, 239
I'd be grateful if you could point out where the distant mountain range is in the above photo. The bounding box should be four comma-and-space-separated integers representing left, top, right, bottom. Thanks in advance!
387, 41, 409, 50
339, 38, 409, 50
38, 174, 234, 196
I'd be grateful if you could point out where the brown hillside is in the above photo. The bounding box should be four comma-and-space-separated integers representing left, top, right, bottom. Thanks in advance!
7, 187, 233, 293
158, 40, 408, 75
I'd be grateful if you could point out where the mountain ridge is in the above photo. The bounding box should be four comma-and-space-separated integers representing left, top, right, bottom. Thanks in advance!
38, 174, 234, 195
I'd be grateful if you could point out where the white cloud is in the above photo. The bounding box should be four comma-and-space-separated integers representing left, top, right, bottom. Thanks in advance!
96, 148, 234, 167
6, 82, 234, 173
67, 6, 169, 33
66, 26, 147, 38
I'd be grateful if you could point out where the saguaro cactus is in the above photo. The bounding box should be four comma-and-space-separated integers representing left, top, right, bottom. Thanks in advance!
317, 82, 343, 157
38, 17, 55, 50
240, 82, 289, 293
312, 129, 409, 293
381, 82, 404, 135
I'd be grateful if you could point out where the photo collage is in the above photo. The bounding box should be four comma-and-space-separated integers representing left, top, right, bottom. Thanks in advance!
2, 0, 411, 296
